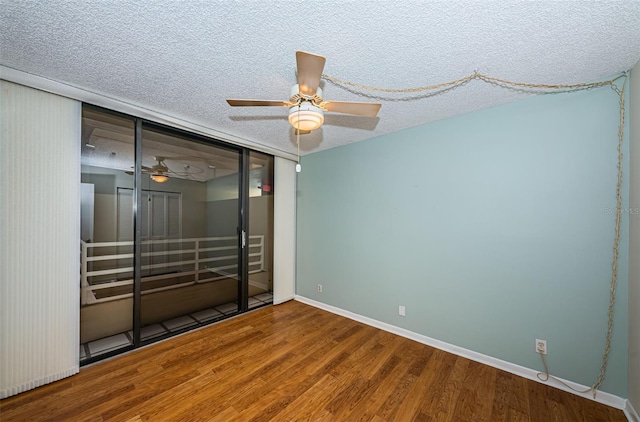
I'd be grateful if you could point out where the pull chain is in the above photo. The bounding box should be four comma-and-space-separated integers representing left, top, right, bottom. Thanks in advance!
295, 105, 301, 172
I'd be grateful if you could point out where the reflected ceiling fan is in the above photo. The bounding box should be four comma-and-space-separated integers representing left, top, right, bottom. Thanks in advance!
125, 156, 195, 183
227, 51, 381, 134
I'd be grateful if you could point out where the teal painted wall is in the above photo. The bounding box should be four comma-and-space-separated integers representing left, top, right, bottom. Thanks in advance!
296, 85, 630, 397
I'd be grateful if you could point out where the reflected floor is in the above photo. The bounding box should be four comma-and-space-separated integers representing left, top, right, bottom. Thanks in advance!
80, 292, 273, 362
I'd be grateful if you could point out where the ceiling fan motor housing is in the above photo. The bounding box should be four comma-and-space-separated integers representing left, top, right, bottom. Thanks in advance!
288, 85, 324, 131
289, 84, 323, 101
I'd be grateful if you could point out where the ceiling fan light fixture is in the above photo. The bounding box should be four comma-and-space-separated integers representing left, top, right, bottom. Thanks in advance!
151, 173, 169, 183
288, 102, 324, 131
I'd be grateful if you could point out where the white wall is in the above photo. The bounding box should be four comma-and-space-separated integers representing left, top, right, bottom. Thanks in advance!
273, 157, 296, 304
628, 61, 640, 418
1, 81, 81, 398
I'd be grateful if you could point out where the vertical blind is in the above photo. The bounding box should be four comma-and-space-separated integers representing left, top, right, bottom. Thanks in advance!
0, 81, 81, 398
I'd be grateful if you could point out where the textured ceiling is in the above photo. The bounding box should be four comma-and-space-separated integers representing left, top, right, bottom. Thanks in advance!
2, 1, 639, 156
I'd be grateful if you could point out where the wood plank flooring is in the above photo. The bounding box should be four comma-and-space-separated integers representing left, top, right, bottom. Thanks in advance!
0, 300, 627, 421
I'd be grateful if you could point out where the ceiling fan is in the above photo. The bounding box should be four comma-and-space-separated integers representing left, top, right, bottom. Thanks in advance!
227, 51, 382, 134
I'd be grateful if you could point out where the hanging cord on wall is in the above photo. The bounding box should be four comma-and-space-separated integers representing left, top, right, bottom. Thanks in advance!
533, 76, 626, 398
321, 70, 628, 398
591, 76, 626, 396
533, 77, 626, 398
536, 352, 593, 394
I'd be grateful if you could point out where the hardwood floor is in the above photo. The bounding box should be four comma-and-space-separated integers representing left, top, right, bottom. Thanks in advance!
0, 300, 627, 421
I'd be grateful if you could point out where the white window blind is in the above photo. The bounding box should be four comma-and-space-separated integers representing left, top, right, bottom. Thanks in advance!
0, 81, 81, 398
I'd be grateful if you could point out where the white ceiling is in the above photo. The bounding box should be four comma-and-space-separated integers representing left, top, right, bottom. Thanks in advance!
2, 1, 639, 156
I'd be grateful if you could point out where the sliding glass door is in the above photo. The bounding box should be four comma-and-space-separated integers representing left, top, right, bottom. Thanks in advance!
137, 123, 242, 341
247, 151, 275, 308
80, 107, 136, 360
80, 106, 273, 364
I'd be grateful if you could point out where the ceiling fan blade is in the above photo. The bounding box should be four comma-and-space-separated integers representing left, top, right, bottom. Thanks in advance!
227, 99, 290, 107
128, 166, 152, 174
323, 101, 382, 117
296, 51, 326, 96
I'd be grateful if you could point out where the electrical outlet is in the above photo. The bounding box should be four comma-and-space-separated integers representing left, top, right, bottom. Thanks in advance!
317, 284, 322, 293
535, 339, 547, 355
399, 305, 406, 317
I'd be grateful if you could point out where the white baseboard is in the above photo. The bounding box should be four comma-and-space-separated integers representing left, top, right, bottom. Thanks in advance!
274, 294, 295, 305
294, 295, 628, 413
626, 400, 640, 422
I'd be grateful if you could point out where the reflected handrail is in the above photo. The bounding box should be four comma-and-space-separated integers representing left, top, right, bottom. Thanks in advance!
80, 236, 264, 305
